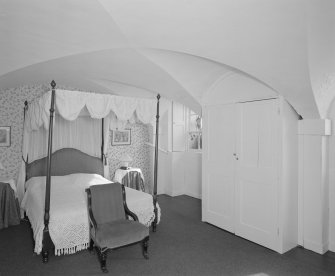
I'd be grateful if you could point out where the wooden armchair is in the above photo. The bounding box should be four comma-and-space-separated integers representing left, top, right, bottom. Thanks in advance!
86, 183, 149, 273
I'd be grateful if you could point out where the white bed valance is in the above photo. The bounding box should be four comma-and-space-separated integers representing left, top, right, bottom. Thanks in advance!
25, 89, 157, 131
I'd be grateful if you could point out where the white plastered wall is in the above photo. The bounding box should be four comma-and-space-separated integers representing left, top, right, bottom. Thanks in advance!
298, 119, 331, 253
327, 101, 335, 252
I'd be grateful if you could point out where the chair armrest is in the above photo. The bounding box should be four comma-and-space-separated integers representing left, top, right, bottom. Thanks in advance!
125, 206, 139, 221
85, 188, 98, 229
120, 183, 139, 222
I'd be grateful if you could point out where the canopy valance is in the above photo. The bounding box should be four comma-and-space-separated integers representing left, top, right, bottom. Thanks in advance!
25, 89, 157, 131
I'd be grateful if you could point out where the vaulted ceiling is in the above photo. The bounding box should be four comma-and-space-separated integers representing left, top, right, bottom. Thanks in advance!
0, 0, 334, 118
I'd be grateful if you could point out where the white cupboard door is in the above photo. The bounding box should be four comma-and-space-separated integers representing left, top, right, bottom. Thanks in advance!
235, 99, 279, 250
202, 104, 236, 232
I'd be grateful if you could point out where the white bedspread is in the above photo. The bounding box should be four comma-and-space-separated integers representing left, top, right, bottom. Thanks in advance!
21, 173, 160, 256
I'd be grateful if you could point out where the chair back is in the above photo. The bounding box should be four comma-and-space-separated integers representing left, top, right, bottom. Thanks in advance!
122, 171, 144, 191
89, 183, 126, 224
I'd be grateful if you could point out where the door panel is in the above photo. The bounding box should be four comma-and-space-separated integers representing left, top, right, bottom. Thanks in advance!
202, 104, 236, 232
172, 102, 186, 151
207, 174, 234, 222
235, 99, 279, 250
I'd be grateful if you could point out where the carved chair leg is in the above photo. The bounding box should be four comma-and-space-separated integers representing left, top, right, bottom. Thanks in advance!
42, 249, 49, 263
152, 207, 158, 232
98, 248, 108, 273
152, 221, 157, 232
142, 236, 149, 259
88, 238, 94, 253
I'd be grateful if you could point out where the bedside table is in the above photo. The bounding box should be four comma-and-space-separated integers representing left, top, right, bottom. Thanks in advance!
113, 168, 145, 192
0, 179, 20, 229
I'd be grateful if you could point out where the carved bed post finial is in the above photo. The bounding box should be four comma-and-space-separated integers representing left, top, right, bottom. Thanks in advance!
51, 80, 56, 89
23, 100, 28, 119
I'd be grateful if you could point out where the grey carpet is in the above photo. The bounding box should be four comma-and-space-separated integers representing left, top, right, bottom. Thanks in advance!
0, 195, 335, 275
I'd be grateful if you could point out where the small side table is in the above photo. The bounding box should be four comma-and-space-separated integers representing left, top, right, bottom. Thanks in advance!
113, 168, 145, 192
0, 179, 20, 230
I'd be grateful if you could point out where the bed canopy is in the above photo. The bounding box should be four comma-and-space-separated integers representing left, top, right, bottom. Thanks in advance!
18, 82, 162, 200
23, 86, 158, 132
18, 81, 162, 260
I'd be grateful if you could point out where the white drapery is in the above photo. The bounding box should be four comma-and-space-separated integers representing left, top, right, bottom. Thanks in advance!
17, 89, 158, 207
27, 115, 102, 163
25, 90, 157, 131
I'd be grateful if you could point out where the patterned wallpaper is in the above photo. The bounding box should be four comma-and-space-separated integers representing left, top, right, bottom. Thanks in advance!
107, 123, 152, 192
0, 85, 48, 180
0, 85, 152, 191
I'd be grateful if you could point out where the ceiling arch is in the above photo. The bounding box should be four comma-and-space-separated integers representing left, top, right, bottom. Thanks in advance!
0, 48, 203, 113
1, 0, 334, 118
99, 0, 319, 117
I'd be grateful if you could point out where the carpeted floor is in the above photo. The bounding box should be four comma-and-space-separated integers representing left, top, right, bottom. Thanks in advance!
0, 195, 335, 275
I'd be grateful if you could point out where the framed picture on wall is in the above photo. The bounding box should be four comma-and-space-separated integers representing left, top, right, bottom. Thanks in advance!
188, 131, 202, 150
112, 129, 131, 146
0, 126, 11, 147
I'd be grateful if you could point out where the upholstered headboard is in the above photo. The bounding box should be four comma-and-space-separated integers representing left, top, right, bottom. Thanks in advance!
26, 148, 104, 181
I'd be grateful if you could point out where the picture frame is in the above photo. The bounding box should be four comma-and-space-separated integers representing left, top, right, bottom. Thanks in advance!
112, 129, 131, 146
0, 126, 11, 147
188, 131, 202, 150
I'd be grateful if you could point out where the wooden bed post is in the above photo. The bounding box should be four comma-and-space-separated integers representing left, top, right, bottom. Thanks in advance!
23, 101, 29, 167
23, 100, 28, 121
101, 118, 104, 162
42, 80, 56, 263
152, 94, 160, 232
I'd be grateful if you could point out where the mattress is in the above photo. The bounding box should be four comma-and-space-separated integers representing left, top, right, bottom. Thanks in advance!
21, 173, 160, 255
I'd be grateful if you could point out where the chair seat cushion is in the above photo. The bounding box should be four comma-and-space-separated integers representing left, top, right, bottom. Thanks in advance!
93, 220, 149, 249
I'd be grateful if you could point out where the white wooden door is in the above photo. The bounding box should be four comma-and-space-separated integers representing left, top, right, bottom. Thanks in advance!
234, 99, 279, 250
202, 104, 236, 232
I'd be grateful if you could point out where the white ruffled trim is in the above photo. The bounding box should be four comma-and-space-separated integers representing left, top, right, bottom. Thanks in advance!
23, 174, 162, 256
25, 90, 157, 130
34, 203, 161, 256
55, 242, 89, 256
135, 203, 161, 227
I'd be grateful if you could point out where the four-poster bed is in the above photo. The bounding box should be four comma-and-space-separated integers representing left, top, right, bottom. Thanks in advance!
19, 81, 161, 263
